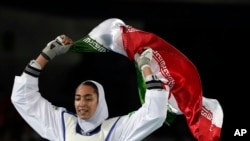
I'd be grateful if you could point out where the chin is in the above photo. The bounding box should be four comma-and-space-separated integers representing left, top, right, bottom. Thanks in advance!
79, 116, 89, 120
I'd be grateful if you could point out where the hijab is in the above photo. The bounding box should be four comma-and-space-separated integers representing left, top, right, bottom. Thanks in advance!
77, 80, 108, 133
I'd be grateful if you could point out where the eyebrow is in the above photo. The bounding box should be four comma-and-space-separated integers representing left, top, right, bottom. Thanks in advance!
75, 93, 93, 97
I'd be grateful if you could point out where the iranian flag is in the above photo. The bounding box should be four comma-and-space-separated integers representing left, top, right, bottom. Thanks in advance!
70, 18, 223, 141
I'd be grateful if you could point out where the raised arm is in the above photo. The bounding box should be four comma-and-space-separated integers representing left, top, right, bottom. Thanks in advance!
33, 35, 73, 69
11, 35, 73, 140
114, 48, 169, 141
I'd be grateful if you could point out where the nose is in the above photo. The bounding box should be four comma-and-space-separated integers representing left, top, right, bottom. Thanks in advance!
79, 99, 87, 106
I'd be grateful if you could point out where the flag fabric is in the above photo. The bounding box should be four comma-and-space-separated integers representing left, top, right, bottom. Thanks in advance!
70, 18, 223, 141
200, 97, 223, 141
121, 25, 201, 140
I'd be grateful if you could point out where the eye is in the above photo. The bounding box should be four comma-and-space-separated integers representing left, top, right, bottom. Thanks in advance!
85, 96, 93, 101
75, 95, 80, 101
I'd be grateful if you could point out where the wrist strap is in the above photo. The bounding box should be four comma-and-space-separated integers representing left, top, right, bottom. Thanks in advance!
23, 60, 41, 77
41, 52, 51, 61
145, 75, 163, 90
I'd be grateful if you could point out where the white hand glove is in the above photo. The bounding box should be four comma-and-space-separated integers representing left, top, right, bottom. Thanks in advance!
41, 35, 70, 60
134, 48, 153, 70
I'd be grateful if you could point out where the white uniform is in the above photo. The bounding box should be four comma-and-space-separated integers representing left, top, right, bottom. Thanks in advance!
11, 73, 169, 141
63, 112, 120, 141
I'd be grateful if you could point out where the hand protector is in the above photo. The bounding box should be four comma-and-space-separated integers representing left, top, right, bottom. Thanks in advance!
41, 35, 70, 60
134, 48, 153, 70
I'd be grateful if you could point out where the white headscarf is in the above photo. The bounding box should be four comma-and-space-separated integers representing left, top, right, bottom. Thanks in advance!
77, 80, 108, 133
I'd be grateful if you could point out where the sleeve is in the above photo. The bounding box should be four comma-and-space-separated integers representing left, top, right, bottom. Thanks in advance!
11, 75, 65, 141
112, 83, 169, 141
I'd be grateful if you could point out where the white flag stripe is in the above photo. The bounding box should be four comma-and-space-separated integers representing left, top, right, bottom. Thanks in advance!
202, 97, 223, 127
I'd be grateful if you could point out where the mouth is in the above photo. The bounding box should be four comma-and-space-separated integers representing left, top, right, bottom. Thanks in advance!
78, 109, 88, 115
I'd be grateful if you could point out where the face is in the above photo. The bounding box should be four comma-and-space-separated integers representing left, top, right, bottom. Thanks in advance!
74, 84, 98, 120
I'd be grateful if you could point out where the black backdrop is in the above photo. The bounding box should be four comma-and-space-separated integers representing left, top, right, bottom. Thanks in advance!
1, 1, 249, 141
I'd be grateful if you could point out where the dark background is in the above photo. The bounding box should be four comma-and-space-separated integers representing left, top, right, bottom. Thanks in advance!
0, 1, 249, 141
